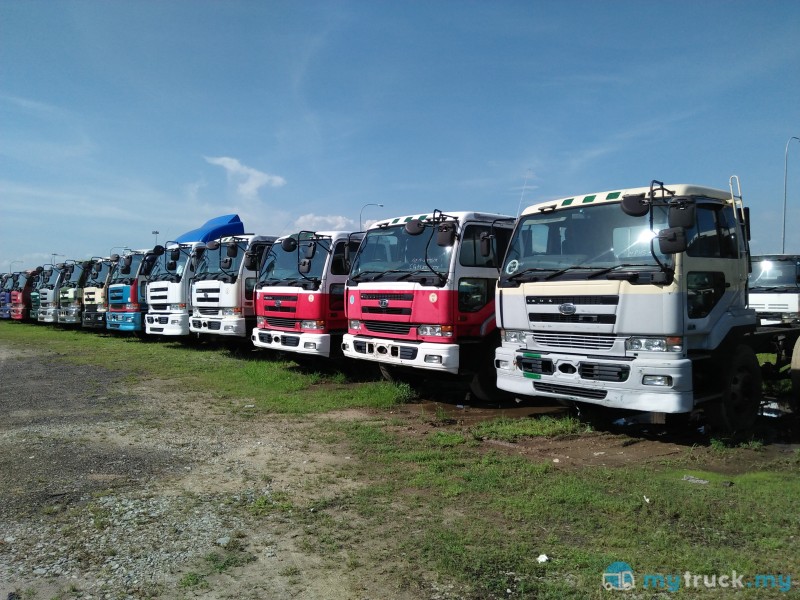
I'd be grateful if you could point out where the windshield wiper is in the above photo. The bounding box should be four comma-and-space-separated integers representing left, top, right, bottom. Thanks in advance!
506, 267, 554, 282
586, 263, 655, 279
350, 270, 385, 282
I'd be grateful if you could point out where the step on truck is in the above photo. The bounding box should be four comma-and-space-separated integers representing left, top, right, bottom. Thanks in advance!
494, 178, 800, 435
57, 260, 92, 325
190, 234, 276, 339
146, 214, 245, 336
252, 230, 363, 357
747, 255, 800, 326
10, 268, 41, 321
82, 257, 115, 329
37, 264, 67, 324
106, 249, 158, 333
341, 210, 515, 400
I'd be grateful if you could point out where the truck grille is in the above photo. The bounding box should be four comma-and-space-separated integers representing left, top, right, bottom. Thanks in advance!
532, 333, 615, 351
265, 317, 298, 328
579, 363, 629, 382
198, 308, 218, 316
526, 295, 618, 305
364, 321, 412, 335
360, 293, 414, 301
534, 382, 607, 400
516, 356, 554, 375
363, 307, 412, 315
529, 313, 616, 324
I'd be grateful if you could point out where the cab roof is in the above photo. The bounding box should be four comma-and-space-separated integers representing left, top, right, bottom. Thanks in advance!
370, 211, 514, 229
521, 184, 733, 217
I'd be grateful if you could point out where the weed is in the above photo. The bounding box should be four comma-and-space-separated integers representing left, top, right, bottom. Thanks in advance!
178, 572, 208, 588
279, 565, 301, 577
471, 415, 586, 442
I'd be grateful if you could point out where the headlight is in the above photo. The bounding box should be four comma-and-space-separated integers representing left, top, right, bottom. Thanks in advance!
626, 336, 683, 352
124, 303, 140, 311
300, 320, 325, 330
417, 324, 454, 337
349, 319, 362, 330
221, 307, 242, 316
502, 329, 526, 343
169, 303, 186, 310
256, 316, 267, 328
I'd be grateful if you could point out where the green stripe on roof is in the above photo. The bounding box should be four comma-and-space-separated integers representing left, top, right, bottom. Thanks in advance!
606, 191, 621, 200
582, 195, 596, 203
562, 198, 574, 206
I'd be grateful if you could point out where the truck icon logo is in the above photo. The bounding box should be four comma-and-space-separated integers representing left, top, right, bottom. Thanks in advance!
559, 303, 577, 315
603, 561, 635, 590
379, 299, 389, 308
275, 299, 282, 307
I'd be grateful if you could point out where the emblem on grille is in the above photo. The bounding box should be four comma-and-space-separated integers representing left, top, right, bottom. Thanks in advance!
379, 299, 389, 308
559, 303, 577, 315
275, 299, 282, 307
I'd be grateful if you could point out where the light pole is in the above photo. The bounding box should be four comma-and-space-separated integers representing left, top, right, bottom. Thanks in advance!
359, 203, 384, 231
50, 253, 64, 265
782, 136, 800, 254
152, 230, 160, 246
9, 260, 22, 272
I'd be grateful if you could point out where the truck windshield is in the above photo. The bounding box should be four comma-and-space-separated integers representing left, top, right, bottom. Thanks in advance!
149, 246, 192, 282
85, 262, 111, 287
501, 203, 672, 282
110, 254, 144, 284
2, 276, 13, 292
12, 274, 29, 291
61, 263, 87, 288
749, 257, 800, 289
194, 240, 248, 282
40, 268, 62, 289
259, 235, 331, 285
350, 223, 453, 282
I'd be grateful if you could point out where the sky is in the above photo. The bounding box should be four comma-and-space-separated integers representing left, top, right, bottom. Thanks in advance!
1, 0, 799, 270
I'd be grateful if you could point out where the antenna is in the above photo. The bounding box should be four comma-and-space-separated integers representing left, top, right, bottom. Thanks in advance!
516, 168, 532, 216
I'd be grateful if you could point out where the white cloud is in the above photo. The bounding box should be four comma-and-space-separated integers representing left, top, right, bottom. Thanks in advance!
204, 156, 286, 200
293, 213, 355, 232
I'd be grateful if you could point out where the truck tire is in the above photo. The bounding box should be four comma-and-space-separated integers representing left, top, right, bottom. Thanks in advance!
379, 363, 411, 384
790, 336, 800, 413
468, 361, 499, 402
705, 344, 762, 439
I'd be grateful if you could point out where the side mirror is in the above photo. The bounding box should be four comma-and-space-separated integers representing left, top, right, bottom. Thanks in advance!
281, 237, 298, 252
405, 219, 425, 236
299, 258, 311, 274
170, 248, 181, 261
226, 243, 238, 258
621, 194, 649, 217
243, 253, 257, 270
93, 262, 102, 273
56, 263, 66, 269
303, 241, 316, 260
110, 254, 120, 262
479, 232, 492, 257
167, 261, 177, 271
153, 245, 165, 256
668, 202, 695, 229
206, 240, 220, 251
658, 227, 687, 254
437, 222, 456, 247
221, 257, 233, 270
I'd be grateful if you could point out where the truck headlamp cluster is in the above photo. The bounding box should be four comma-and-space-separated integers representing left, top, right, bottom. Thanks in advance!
349, 319, 362, 331
169, 303, 186, 311
417, 324, 453, 337
626, 336, 683, 352
256, 316, 267, 328
501, 329, 526, 344
300, 320, 325, 331
124, 303, 140, 311
221, 307, 242, 316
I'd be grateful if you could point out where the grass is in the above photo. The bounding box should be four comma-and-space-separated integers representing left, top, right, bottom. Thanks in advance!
2, 321, 799, 598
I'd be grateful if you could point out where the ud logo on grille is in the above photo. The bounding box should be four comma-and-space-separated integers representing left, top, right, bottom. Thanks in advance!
559, 303, 577, 315
379, 299, 389, 308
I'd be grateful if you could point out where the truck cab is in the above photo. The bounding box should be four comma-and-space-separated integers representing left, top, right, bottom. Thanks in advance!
252, 230, 363, 357
37, 264, 66, 324
747, 255, 800, 326
341, 210, 514, 400
82, 257, 115, 329
10, 268, 41, 321
190, 235, 276, 339
494, 180, 767, 433
106, 249, 157, 332
0, 273, 13, 319
57, 260, 92, 325
29, 266, 51, 321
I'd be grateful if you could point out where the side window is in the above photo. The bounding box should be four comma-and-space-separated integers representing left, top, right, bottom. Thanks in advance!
459, 224, 511, 268
687, 271, 726, 318
330, 283, 345, 311
330, 242, 349, 275
686, 205, 739, 259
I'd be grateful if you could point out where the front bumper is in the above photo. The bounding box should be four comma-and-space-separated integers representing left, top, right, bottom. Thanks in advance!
190, 316, 247, 337
342, 333, 460, 374
252, 328, 332, 357
146, 312, 190, 336
57, 306, 82, 324
106, 311, 142, 331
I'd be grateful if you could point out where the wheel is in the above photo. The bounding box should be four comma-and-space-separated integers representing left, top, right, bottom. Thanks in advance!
789, 336, 800, 413
468, 361, 499, 402
379, 363, 410, 383
705, 345, 762, 438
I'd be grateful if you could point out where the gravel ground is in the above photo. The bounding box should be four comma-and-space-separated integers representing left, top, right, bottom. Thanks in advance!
0, 343, 433, 600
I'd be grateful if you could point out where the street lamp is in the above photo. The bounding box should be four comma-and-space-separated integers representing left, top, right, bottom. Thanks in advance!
50, 253, 64, 265
152, 230, 160, 246
782, 136, 800, 254
359, 203, 384, 231
9, 260, 22, 272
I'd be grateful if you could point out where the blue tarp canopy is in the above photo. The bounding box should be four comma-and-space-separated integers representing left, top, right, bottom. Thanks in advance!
174, 214, 245, 244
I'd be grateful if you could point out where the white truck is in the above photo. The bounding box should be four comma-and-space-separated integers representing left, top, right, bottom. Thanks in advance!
494, 179, 800, 435
145, 215, 246, 336
747, 255, 800, 326
82, 257, 115, 329
251, 230, 363, 358
190, 234, 276, 339
341, 210, 514, 400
